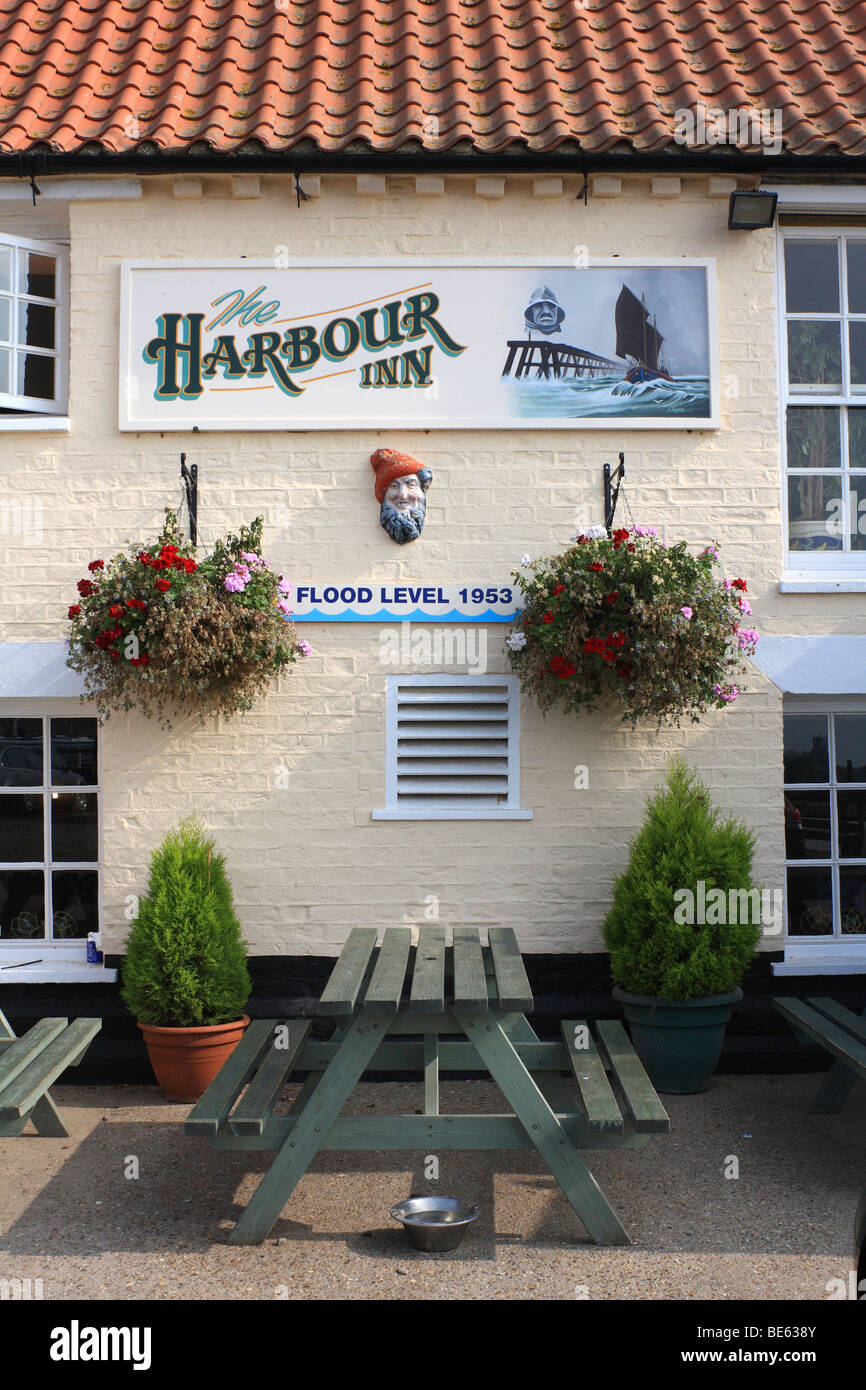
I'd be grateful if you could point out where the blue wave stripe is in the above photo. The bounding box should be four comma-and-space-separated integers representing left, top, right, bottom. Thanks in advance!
293, 607, 517, 624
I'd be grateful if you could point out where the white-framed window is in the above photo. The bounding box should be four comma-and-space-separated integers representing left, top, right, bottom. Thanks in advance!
0, 713, 100, 947
780, 698, 866, 970
779, 227, 866, 574
0, 233, 68, 417
372, 674, 532, 820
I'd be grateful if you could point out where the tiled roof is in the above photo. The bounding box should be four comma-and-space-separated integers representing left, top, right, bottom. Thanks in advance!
0, 0, 864, 158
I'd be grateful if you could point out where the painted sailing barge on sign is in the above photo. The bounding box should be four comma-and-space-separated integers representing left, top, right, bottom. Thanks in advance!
614, 285, 673, 384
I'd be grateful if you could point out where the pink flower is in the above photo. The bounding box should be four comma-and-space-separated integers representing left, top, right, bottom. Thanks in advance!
680, 606, 693, 619
224, 573, 246, 593
296, 639, 312, 657
276, 599, 292, 615
738, 597, 752, 615
278, 578, 292, 597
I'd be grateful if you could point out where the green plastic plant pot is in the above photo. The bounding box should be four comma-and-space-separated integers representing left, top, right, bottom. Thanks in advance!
612, 986, 743, 1094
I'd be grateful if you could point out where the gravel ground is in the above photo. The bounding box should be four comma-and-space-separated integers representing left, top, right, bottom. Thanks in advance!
1, 1072, 863, 1302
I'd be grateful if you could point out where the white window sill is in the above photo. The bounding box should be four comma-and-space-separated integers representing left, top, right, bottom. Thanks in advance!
0, 416, 70, 433
0, 956, 116, 983
779, 576, 866, 592
373, 807, 533, 820
773, 955, 866, 976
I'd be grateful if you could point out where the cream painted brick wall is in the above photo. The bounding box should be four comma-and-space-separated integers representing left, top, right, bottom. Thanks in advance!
0, 173, 845, 956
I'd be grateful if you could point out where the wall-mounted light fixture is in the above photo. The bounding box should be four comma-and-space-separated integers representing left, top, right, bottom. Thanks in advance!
728, 189, 778, 230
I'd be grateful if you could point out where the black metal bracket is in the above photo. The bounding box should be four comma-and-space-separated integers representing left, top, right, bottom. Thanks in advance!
294, 171, 310, 208
180, 454, 198, 547
577, 172, 588, 206
603, 453, 625, 534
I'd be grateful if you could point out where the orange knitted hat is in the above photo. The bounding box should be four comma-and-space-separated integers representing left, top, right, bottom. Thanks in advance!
370, 448, 425, 503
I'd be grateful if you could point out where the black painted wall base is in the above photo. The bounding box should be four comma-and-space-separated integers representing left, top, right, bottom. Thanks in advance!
1, 951, 861, 1085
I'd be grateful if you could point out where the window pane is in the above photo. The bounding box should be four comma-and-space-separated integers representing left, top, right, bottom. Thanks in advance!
0, 868, 44, 938
51, 870, 96, 939
787, 475, 843, 550
19, 252, 55, 299
850, 323, 866, 392
51, 792, 97, 862
0, 346, 10, 394
838, 791, 866, 859
835, 714, 866, 781
786, 406, 841, 470
840, 869, 866, 934
784, 714, 829, 782
849, 476, 866, 550
850, 410, 866, 468
0, 717, 43, 787
0, 793, 42, 861
786, 866, 833, 935
50, 718, 97, 786
18, 300, 54, 350
785, 240, 840, 312
787, 321, 842, 391
0, 297, 10, 342
784, 791, 831, 858
0, 246, 11, 293
847, 241, 866, 313
17, 352, 54, 401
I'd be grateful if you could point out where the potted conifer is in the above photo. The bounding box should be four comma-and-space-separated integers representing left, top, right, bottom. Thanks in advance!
603, 757, 761, 1093
121, 818, 252, 1102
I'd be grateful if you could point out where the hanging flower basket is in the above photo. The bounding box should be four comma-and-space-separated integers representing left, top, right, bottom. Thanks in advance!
66, 509, 311, 725
506, 526, 758, 727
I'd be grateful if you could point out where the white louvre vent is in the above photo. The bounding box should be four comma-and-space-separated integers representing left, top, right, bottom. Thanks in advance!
374, 675, 531, 820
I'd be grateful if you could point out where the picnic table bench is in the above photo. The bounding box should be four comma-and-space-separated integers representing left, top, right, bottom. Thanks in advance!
186, 926, 669, 1245
0, 1007, 101, 1137
774, 996, 866, 1113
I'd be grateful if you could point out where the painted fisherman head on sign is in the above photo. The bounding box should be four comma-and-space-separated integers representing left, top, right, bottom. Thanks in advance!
371, 448, 432, 544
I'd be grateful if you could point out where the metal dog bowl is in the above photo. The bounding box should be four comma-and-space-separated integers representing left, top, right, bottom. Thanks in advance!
390, 1196, 481, 1252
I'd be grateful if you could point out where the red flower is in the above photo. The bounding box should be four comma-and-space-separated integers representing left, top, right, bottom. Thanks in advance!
589, 562, 604, 573
616, 663, 633, 680
607, 631, 626, 649
552, 583, 566, 595
600, 651, 616, 664
126, 598, 147, 610
88, 559, 104, 572
77, 579, 96, 597
183, 558, 197, 573
159, 545, 178, 560
154, 577, 171, 593
612, 528, 630, 546
67, 604, 81, 618
109, 650, 120, 662
583, 637, 606, 654
542, 611, 554, 624
606, 591, 619, 604
627, 544, 636, 553
732, 578, 748, 592
109, 604, 125, 618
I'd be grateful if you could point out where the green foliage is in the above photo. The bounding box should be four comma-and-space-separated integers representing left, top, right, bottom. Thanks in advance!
507, 527, 757, 726
121, 819, 251, 1027
602, 758, 761, 1000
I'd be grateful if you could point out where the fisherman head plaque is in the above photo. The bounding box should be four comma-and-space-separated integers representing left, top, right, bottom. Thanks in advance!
371, 448, 432, 545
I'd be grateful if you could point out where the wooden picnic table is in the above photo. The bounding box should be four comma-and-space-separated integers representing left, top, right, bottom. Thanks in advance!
186, 926, 669, 1245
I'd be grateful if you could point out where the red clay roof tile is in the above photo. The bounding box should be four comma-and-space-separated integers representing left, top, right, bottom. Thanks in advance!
0, 0, 863, 157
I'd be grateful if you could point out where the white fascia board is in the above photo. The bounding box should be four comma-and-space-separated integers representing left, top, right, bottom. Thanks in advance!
0, 178, 142, 204
749, 635, 866, 695
764, 183, 866, 213
0, 642, 86, 698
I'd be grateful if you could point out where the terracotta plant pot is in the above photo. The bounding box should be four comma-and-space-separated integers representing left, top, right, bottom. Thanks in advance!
138, 1016, 250, 1102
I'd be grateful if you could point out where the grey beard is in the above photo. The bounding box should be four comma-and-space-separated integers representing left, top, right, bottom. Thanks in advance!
380, 499, 427, 544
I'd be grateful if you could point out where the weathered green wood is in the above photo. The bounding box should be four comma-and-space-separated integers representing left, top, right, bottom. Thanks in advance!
0, 1019, 68, 1094
209, 1113, 652, 1153
229, 1022, 312, 1135
229, 1011, 388, 1244
487, 928, 533, 1012
409, 926, 447, 1012
362, 928, 412, 1015
424, 1032, 439, 1115
456, 1011, 630, 1244
496, 1010, 579, 1115
0, 1008, 15, 1040
296, 1038, 567, 1071
27, 1092, 69, 1138
318, 928, 379, 1016
774, 997, 866, 1113
560, 1021, 624, 1133
595, 1020, 669, 1134
0, 1019, 100, 1121
808, 997, 866, 1044
0, 1115, 28, 1137
452, 927, 489, 1012
184, 1020, 275, 1136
